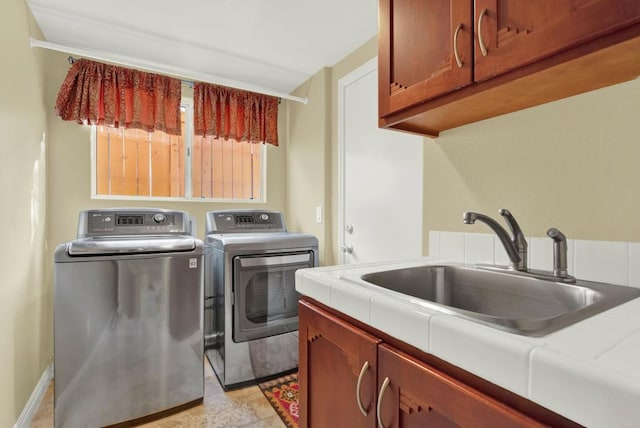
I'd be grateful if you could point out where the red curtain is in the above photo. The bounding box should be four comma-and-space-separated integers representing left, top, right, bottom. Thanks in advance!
193, 82, 279, 146
54, 59, 182, 136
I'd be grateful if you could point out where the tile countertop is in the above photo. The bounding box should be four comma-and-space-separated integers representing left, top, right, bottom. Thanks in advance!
295, 257, 640, 428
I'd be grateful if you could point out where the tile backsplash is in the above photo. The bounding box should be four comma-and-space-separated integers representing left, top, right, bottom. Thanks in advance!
429, 231, 640, 288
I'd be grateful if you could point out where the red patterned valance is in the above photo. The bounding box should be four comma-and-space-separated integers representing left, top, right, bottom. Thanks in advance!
54, 59, 182, 135
193, 82, 279, 146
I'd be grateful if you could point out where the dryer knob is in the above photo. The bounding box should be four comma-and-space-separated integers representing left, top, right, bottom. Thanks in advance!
260, 214, 269, 221
153, 213, 166, 224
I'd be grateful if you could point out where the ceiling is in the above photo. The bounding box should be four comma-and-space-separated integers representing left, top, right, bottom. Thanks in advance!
27, 0, 379, 97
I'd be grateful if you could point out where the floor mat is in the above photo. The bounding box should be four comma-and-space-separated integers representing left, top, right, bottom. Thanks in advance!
258, 373, 299, 428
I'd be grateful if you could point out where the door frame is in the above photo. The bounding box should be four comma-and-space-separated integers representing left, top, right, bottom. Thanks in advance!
337, 57, 378, 264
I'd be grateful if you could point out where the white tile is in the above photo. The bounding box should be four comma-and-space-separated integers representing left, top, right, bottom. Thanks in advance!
529, 237, 553, 271
597, 330, 640, 371
494, 237, 511, 267
438, 231, 465, 263
573, 240, 628, 285
330, 280, 375, 324
629, 243, 640, 288
297, 270, 332, 305
429, 315, 534, 397
597, 298, 640, 325
530, 348, 640, 427
564, 238, 575, 275
464, 233, 494, 264
370, 295, 434, 353
543, 316, 638, 359
428, 230, 440, 259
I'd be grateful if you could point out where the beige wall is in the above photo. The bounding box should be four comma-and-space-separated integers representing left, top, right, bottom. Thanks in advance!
286, 38, 378, 266
286, 68, 331, 264
0, 1, 49, 426
423, 77, 640, 251
45, 50, 288, 253
292, 35, 640, 263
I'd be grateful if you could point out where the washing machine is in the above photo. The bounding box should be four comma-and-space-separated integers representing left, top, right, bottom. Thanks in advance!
54, 208, 204, 427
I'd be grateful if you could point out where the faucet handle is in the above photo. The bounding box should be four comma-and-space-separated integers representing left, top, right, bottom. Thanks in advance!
498, 209, 528, 249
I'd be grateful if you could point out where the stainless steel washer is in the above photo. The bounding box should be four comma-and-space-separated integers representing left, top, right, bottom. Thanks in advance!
54, 208, 204, 428
204, 210, 318, 390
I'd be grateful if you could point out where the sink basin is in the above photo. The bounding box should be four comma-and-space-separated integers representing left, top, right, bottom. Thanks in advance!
360, 264, 640, 336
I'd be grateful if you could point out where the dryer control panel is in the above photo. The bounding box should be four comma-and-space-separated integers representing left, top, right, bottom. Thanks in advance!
206, 210, 285, 233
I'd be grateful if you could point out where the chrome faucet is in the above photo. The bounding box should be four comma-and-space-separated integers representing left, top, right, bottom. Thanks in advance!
546, 227, 574, 281
463, 209, 528, 271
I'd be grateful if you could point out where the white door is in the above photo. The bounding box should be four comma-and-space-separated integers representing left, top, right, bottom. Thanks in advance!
338, 58, 424, 264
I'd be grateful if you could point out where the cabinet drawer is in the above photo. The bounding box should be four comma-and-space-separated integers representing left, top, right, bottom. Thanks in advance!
377, 344, 544, 427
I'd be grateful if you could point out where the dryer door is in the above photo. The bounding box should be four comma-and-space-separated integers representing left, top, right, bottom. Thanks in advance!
232, 251, 314, 342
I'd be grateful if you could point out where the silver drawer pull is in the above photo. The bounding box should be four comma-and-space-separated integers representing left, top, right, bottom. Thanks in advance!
377, 377, 390, 428
356, 361, 370, 416
453, 23, 463, 68
478, 8, 489, 56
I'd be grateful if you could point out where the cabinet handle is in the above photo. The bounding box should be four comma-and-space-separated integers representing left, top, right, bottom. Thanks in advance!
453, 23, 463, 68
477, 7, 489, 56
356, 361, 370, 416
376, 377, 390, 428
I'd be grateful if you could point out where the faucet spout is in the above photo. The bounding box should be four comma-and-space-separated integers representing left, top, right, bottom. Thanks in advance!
463, 210, 524, 270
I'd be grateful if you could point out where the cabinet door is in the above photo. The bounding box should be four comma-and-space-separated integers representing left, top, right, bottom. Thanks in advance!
376, 344, 545, 427
474, 0, 640, 82
298, 300, 380, 428
379, 0, 473, 117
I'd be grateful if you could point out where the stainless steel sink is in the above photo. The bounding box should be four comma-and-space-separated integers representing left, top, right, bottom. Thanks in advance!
361, 264, 640, 337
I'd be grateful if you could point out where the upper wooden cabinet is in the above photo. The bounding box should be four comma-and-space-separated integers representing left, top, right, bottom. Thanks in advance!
378, 0, 640, 137
378, 0, 473, 117
474, 0, 640, 82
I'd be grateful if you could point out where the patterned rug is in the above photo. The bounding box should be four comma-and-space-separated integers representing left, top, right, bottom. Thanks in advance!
259, 372, 299, 428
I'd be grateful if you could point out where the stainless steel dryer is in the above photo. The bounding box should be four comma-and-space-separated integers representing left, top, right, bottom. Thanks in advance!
204, 210, 318, 390
54, 208, 204, 428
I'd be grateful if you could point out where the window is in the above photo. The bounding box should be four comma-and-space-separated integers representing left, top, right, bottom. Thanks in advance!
92, 103, 266, 202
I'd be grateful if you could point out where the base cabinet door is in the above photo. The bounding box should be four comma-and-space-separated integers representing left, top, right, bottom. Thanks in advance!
298, 300, 380, 427
299, 299, 579, 427
376, 344, 544, 428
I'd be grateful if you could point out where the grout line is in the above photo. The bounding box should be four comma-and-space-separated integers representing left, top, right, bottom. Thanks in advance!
626, 242, 630, 286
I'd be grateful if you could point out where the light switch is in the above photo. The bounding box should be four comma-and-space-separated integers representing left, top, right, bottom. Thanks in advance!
315, 206, 323, 224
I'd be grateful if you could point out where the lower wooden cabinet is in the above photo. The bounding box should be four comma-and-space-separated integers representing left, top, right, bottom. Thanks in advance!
377, 344, 543, 427
298, 299, 380, 427
299, 298, 580, 427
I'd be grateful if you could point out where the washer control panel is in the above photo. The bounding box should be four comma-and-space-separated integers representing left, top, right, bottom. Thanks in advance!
206, 210, 285, 233
77, 209, 190, 237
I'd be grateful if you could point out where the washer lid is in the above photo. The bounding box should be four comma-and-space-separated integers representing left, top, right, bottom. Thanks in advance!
67, 235, 197, 256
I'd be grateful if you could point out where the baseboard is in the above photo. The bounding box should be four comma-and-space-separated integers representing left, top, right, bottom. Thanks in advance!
14, 364, 53, 428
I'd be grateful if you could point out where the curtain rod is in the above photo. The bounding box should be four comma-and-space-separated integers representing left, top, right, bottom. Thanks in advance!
30, 37, 309, 105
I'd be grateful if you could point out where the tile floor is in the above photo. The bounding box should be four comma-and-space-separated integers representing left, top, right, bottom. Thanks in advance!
30, 362, 286, 427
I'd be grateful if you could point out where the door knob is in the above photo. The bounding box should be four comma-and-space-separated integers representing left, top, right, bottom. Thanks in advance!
346, 224, 354, 234
341, 244, 354, 254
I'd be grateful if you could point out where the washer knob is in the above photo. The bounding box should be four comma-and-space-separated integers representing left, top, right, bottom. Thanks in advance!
153, 213, 166, 224
260, 214, 269, 221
